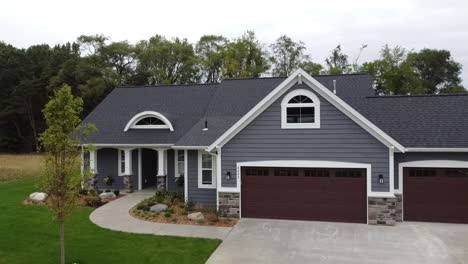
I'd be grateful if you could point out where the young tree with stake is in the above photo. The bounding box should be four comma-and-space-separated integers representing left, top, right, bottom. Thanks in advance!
39, 85, 96, 264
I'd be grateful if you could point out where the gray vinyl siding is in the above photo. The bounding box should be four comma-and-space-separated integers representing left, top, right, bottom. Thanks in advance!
187, 150, 216, 206
95, 148, 138, 190
167, 149, 184, 192
222, 83, 390, 192
394, 152, 468, 190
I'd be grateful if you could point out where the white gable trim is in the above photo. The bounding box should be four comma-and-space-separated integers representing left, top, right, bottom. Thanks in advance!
207, 69, 405, 152
124, 111, 174, 131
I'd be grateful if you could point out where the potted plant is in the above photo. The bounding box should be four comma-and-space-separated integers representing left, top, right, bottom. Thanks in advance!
175, 177, 184, 187
103, 175, 114, 186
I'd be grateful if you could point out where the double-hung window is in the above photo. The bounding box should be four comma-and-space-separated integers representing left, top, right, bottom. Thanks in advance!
175, 150, 185, 178
198, 151, 216, 188
118, 149, 126, 176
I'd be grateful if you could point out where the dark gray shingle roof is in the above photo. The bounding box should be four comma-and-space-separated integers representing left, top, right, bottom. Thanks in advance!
348, 94, 468, 148
83, 73, 468, 148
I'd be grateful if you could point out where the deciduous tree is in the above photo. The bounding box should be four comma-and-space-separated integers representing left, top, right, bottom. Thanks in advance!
39, 85, 95, 264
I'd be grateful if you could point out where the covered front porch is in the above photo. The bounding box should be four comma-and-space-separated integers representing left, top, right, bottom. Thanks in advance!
83, 145, 186, 194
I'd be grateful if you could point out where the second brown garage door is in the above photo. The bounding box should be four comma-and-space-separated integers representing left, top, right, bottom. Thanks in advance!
404, 167, 468, 223
241, 167, 367, 223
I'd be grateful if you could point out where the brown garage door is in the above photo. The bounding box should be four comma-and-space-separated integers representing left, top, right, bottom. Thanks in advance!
241, 167, 367, 223
404, 167, 468, 223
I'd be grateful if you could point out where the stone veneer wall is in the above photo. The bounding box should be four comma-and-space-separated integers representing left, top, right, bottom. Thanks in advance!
218, 192, 240, 217
368, 197, 398, 225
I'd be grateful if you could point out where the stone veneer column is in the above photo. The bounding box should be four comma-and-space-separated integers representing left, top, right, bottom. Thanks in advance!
123, 175, 133, 193
218, 192, 240, 217
368, 197, 398, 225
394, 194, 403, 222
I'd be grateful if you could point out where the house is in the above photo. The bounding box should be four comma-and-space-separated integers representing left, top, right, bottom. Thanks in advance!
81, 69, 468, 225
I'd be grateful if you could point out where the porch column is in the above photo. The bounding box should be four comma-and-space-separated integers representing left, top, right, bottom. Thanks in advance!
154, 149, 167, 190
121, 148, 134, 192
88, 149, 98, 190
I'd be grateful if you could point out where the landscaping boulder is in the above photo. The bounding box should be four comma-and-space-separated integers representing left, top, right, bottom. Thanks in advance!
98, 192, 116, 202
188, 212, 204, 221
150, 204, 168, 213
29, 192, 48, 203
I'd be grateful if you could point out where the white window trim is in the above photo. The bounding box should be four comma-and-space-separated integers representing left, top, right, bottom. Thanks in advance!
174, 150, 185, 178
124, 111, 174, 131
117, 149, 126, 176
117, 148, 133, 176
198, 150, 216, 189
395, 160, 468, 194
281, 89, 320, 129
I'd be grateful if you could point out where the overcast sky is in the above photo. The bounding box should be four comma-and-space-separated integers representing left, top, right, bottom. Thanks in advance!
2, 0, 468, 85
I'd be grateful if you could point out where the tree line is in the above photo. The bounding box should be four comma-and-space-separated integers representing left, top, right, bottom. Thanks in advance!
0, 31, 465, 152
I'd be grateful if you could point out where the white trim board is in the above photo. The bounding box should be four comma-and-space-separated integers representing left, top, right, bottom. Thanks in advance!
395, 160, 468, 194
222, 160, 393, 198
405, 148, 468, 152
207, 69, 405, 152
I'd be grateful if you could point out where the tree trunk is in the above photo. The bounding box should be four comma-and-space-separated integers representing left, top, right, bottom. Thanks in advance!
60, 219, 65, 264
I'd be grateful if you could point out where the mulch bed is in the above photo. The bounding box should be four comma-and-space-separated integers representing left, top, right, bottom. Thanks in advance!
129, 200, 238, 227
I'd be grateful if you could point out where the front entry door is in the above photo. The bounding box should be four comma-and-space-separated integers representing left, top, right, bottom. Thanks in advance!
141, 149, 158, 188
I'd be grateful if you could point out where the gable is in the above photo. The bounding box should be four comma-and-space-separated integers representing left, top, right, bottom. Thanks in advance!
207, 69, 405, 152
226, 83, 389, 149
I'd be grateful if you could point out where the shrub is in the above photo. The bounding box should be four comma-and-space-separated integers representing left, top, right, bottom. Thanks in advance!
89, 189, 96, 196
184, 200, 195, 211
79, 189, 88, 195
113, 190, 120, 196
97, 190, 103, 195
136, 203, 150, 211
167, 208, 174, 214
164, 212, 172, 218
181, 211, 188, 216
84, 196, 102, 207
156, 196, 164, 203
105, 189, 111, 193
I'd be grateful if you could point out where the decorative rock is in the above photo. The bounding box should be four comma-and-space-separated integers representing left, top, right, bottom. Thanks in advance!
98, 192, 116, 202
29, 192, 48, 203
188, 212, 204, 221
150, 204, 168, 213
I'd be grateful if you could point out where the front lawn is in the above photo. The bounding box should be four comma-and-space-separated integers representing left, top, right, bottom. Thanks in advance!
0, 178, 220, 263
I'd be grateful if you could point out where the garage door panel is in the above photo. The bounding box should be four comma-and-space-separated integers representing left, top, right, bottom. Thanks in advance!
404, 167, 468, 223
241, 167, 367, 223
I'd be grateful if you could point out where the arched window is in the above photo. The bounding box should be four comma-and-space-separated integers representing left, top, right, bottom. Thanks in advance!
281, 89, 320, 129
124, 111, 174, 131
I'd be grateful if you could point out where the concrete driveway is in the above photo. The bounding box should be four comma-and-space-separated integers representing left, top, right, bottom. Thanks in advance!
206, 218, 468, 264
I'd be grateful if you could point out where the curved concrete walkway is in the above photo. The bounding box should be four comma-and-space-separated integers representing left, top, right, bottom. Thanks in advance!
90, 191, 232, 240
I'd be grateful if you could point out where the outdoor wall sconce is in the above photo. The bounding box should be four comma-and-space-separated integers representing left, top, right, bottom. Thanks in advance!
226, 171, 231, 180
378, 174, 384, 184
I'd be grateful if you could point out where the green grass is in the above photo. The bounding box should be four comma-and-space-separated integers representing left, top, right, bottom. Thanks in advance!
0, 178, 221, 263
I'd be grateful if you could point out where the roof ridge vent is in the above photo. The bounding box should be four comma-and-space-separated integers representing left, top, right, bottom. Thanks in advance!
333, 80, 337, 94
